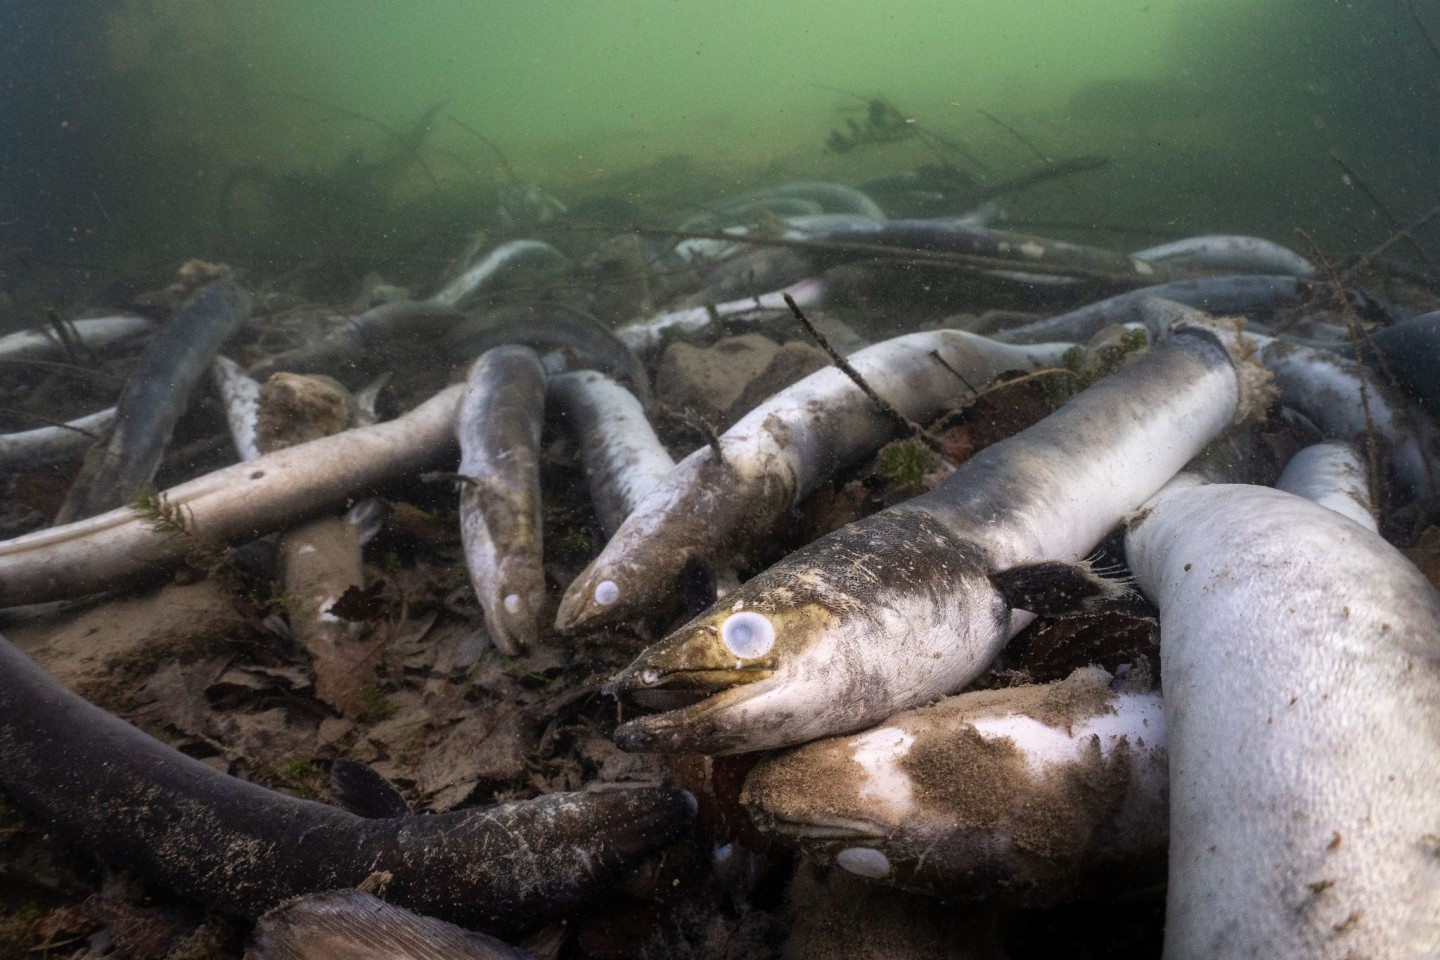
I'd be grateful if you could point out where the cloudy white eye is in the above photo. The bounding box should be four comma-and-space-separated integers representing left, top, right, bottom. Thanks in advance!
640, 669, 660, 686
594, 580, 620, 606
720, 611, 775, 659
836, 847, 891, 879
503, 593, 522, 614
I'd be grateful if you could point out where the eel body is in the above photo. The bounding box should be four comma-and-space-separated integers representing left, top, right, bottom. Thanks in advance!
0, 407, 118, 472
0, 315, 151, 363
429, 239, 568, 309
1125, 484, 1440, 959
213, 355, 263, 462
448, 302, 650, 403
56, 279, 252, 521
992, 275, 1317, 344
457, 346, 548, 654
606, 321, 1259, 754
1255, 333, 1440, 503
1132, 235, 1316, 277
246, 891, 533, 960
0, 631, 691, 934
547, 371, 674, 536
1351, 309, 1440, 413
556, 330, 1073, 633
0, 384, 464, 608
743, 667, 1167, 905
614, 278, 826, 356
1275, 440, 1375, 531
250, 300, 467, 379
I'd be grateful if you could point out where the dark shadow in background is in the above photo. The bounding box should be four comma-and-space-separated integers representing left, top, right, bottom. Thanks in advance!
0, 2, 122, 261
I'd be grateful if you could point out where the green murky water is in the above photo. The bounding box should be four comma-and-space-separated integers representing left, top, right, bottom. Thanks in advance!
4, 0, 1438, 284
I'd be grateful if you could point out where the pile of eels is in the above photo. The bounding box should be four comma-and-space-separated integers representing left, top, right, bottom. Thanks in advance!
0, 176, 1436, 959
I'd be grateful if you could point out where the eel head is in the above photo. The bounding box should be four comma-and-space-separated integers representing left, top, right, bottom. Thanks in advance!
606, 509, 1003, 755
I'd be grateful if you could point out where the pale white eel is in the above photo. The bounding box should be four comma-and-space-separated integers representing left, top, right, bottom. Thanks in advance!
557, 329, 1073, 633
546, 370, 675, 537
1275, 440, 1376, 532
1126, 483, 1440, 959
743, 666, 1168, 904
0, 384, 464, 608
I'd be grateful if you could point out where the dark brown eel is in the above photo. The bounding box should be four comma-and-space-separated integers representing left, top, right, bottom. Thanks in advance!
0, 633, 691, 934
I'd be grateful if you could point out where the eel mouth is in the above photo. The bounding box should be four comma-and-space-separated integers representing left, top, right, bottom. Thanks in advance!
606, 663, 774, 718
763, 815, 888, 842
608, 663, 774, 701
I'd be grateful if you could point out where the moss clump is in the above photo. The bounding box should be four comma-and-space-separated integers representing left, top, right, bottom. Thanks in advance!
1062, 327, 1151, 390
0, 903, 46, 951
356, 684, 396, 723
873, 439, 940, 499
270, 756, 328, 801
548, 526, 593, 563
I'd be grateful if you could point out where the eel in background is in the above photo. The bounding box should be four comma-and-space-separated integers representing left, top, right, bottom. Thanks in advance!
56, 279, 252, 522
0, 631, 692, 934
546, 371, 675, 537
1125, 484, 1440, 959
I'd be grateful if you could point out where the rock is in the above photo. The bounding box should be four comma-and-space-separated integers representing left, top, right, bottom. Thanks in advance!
656, 334, 829, 426
732, 340, 830, 417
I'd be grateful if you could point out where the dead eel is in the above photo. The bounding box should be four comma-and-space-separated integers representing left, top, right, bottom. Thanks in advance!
607, 320, 1264, 754
0, 632, 692, 934
457, 346, 548, 654
246, 891, 533, 960
1125, 484, 1440, 958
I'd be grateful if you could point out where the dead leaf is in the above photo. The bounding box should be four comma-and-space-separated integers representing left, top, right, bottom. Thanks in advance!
416, 708, 530, 810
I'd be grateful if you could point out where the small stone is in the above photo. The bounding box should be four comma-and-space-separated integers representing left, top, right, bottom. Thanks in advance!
656, 334, 782, 425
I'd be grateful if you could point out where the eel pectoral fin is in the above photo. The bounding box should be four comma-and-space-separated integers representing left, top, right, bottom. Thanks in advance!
988, 560, 1133, 617
329, 758, 411, 819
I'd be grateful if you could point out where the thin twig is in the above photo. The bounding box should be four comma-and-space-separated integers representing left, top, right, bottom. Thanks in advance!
0, 357, 122, 384
976, 107, 1050, 165
1406, 0, 1440, 67
45, 311, 90, 366
1341, 202, 1440, 281
1331, 152, 1440, 282
264, 91, 441, 189
448, 116, 520, 185
0, 406, 104, 438
1295, 229, 1395, 505
976, 156, 1110, 201
928, 349, 979, 394
785, 294, 944, 452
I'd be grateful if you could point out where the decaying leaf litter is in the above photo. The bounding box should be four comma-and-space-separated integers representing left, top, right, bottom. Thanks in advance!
1, 93, 1439, 960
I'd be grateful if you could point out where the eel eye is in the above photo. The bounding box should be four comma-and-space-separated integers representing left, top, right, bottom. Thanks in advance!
594, 580, 620, 606
837, 847, 891, 879
720, 611, 775, 659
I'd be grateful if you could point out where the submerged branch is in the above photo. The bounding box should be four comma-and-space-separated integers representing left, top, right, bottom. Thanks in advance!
785, 293, 944, 453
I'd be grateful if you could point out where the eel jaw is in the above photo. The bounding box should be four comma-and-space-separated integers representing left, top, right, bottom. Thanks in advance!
611, 677, 781, 755
761, 816, 888, 842
554, 561, 659, 634
607, 634, 776, 754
